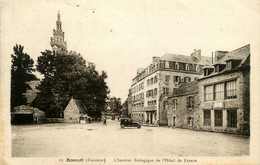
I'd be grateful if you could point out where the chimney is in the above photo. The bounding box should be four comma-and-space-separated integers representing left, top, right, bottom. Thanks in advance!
212, 52, 213, 64
215, 51, 229, 62
191, 49, 201, 61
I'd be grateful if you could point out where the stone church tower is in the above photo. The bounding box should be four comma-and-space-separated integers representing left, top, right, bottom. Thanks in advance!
50, 11, 67, 54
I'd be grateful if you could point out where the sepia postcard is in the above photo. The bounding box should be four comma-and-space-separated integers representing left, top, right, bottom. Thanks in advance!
1, 0, 260, 164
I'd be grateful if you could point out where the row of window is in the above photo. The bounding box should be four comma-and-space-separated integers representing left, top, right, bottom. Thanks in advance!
204, 110, 237, 128
146, 88, 158, 97
132, 102, 144, 109
133, 93, 144, 101
148, 100, 156, 106
166, 75, 197, 83
147, 76, 158, 86
133, 60, 203, 83
162, 61, 202, 73
204, 60, 241, 77
165, 96, 195, 110
204, 80, 237, 101
133, 75, 198, 94
132, 82, 144, 94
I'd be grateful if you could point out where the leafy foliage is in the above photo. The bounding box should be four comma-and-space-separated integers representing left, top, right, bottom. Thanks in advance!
107, 97, 122, 114
11, 44, 37, 110
35, 50, 109, 118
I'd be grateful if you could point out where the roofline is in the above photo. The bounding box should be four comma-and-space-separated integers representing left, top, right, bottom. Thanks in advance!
131, 69, 202, 86
198, 64, 250, 80
168, 92, 198, 98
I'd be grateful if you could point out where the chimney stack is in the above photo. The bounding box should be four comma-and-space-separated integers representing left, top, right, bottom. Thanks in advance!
215, 51, 229, 62
191, 49, 201, 61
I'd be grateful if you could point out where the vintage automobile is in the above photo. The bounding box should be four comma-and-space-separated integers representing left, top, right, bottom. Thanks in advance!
120, 118, 141, 129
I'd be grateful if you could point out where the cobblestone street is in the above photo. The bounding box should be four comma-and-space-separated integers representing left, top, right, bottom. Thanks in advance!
12, 120, 249, 157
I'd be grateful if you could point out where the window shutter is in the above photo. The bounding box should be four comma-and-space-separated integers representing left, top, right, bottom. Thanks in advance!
191, 96, 194, 109
186, 97, 189, 109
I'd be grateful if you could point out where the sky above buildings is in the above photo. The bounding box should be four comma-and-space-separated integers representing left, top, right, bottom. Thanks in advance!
1, 0, 259, 101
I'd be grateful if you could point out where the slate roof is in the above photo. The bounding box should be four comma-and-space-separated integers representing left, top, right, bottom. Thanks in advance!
201, 44, 250, 79
169, 81, 198, 98
73, 98, 87, 114
159, 53, 212, 65
12, 105, 45, 115
25, 80, 40, 105
214, 44, 250, 66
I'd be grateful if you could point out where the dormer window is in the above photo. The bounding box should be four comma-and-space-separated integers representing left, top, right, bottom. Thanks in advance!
225, 59, 242, 70
203, 67, 214, 76
185, 64, 190, 71
214, 64, 226, 73
215, 65, 219, 73
165, 61, 169, 68
175, 62, 179, 70
196, 65, 200, 72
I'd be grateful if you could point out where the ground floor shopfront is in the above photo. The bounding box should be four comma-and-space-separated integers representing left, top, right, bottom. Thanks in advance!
131, 110, 157, 125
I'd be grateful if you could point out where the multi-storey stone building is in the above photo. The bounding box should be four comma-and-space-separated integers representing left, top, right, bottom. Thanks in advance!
50, 11, 67, 54
198, 44, 250, 135
129, 50, 211, 125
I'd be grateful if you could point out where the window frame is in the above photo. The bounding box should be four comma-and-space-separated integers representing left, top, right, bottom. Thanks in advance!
225, 80, 237, 99
227, 109, 237, 128
203, 110, 211, 126
214, 110, 223, 127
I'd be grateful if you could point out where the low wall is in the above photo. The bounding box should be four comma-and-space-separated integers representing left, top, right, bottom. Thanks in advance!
45, 118, 65, 123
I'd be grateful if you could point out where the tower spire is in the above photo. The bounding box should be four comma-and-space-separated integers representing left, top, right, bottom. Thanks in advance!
50, 10, 67, 54
58, 10, 60, 21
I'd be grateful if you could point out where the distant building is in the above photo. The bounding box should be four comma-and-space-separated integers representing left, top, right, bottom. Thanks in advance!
129, 50, 211, 125
198, 44, 250, 135
25, 80, 40, 106
64, 97, 88, 123
50, 11, 67, 54
167, 81, 200, 130
11, 105, 45, 124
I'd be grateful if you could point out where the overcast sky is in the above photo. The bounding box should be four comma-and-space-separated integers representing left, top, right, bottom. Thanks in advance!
1, 0, 259, 101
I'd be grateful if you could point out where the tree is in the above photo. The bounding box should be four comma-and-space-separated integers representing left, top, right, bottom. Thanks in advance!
11, 44, 37, 110
35, 50, 109, 118
107, 97, 122, 114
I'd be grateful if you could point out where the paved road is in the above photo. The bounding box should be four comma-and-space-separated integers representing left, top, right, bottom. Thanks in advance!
12, 119, 249, 157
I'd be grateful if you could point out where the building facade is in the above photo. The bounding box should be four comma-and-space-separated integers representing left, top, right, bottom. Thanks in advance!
198, 45, 250, 135
50, 11, 67, 54
64, 97, 88, 123
165, 44, 250, 135
129, 50, 211, 125
167, 82, 200, 130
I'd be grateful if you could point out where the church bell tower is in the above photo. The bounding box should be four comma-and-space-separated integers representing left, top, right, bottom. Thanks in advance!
50, 11, 67, 54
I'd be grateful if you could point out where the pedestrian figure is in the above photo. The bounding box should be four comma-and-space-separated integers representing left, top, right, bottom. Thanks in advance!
157, 120, 160, 127
103, 118, 107, 125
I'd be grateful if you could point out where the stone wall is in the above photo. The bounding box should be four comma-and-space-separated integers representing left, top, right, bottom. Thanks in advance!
198, 70, 250, 134
64, 99, 81, 123
167, 94, 200, 130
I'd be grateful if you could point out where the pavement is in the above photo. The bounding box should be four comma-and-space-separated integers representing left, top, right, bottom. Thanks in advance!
12, 119, 249, 157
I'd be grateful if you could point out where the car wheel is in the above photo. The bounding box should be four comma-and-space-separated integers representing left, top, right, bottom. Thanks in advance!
137, 125, 141, 129
121, 125, 125, 128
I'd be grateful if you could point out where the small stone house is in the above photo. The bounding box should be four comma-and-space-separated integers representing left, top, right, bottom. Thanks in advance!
166, 81, 200, 130
64, 97, 88, 123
